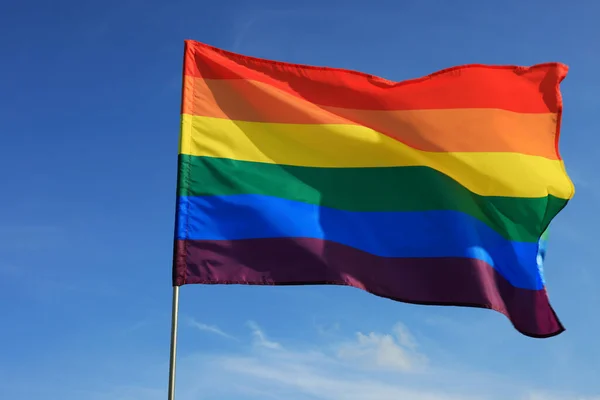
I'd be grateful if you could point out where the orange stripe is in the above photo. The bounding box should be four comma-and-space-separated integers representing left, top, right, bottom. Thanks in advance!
182, 76, 559, 158
183, 40, 568, 113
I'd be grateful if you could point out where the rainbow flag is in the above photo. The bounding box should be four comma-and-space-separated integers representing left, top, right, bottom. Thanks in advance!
173, 40, 574, 338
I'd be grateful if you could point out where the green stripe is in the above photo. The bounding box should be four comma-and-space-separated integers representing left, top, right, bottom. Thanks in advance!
178, 155, 568, 243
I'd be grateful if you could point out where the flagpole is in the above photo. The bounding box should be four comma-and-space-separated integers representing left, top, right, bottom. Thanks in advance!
167, 285, 180, 400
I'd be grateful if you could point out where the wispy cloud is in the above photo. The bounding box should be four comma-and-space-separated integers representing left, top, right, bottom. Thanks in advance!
247, 321, 282, 349
336, 322, 427, 372
525, 391, 600, 400
187, 318, 237, 340
209, 355, 469, 400
121, 320, 152, 336
173, 321, 600, 400
7, 321, 596, 400
178, 322, 483, 400
314, 320, 341, 337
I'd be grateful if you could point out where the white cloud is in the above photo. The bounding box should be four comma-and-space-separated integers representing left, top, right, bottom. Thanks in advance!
208, 355, 469, 400
247, 321, 282, 349
525, 392, 600, 400
174, 322, 600, 400
314, 321, 341, 337
121, 320, 151, 335
187, 318, 237, 340
175, 323, 492, 400
392, 322, 418, 349
336, 322, 426, 372
7, 321, 596, 400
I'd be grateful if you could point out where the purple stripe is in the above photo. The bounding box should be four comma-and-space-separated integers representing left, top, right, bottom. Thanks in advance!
174, 238, 564, 338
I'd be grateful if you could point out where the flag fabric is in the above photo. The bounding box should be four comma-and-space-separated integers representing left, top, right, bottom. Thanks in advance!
173, 40, 574, 338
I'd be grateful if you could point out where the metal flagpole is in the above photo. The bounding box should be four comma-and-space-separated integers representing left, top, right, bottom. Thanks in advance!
167, 285, 180, 400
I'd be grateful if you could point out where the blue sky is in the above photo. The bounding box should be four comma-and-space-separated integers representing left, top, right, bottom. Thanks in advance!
1, 0, 598, 399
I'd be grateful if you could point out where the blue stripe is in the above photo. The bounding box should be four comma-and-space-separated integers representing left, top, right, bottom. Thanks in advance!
176, 194, 546, 290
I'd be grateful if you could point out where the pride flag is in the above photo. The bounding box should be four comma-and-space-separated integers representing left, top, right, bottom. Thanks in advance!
173, 40, 574, 338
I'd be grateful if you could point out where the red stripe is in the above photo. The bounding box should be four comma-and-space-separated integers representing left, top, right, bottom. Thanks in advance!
183, 40, 568, 113
174, 238, 564, 338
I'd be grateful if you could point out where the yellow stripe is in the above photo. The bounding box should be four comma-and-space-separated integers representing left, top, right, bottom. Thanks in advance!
179, 114, 574, 199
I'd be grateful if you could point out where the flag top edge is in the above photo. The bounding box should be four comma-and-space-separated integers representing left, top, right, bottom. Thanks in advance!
183, 39, 568, 87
